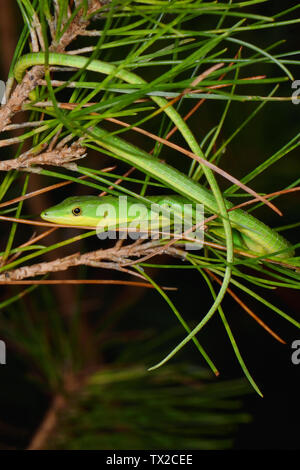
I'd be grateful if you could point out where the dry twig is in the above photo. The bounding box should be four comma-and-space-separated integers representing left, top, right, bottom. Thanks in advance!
0, 141, 86, 171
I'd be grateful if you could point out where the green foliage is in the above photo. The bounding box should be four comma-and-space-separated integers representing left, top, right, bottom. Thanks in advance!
0, 0, 299, 410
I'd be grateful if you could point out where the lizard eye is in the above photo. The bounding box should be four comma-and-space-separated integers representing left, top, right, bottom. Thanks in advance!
72, 207, 82, 216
